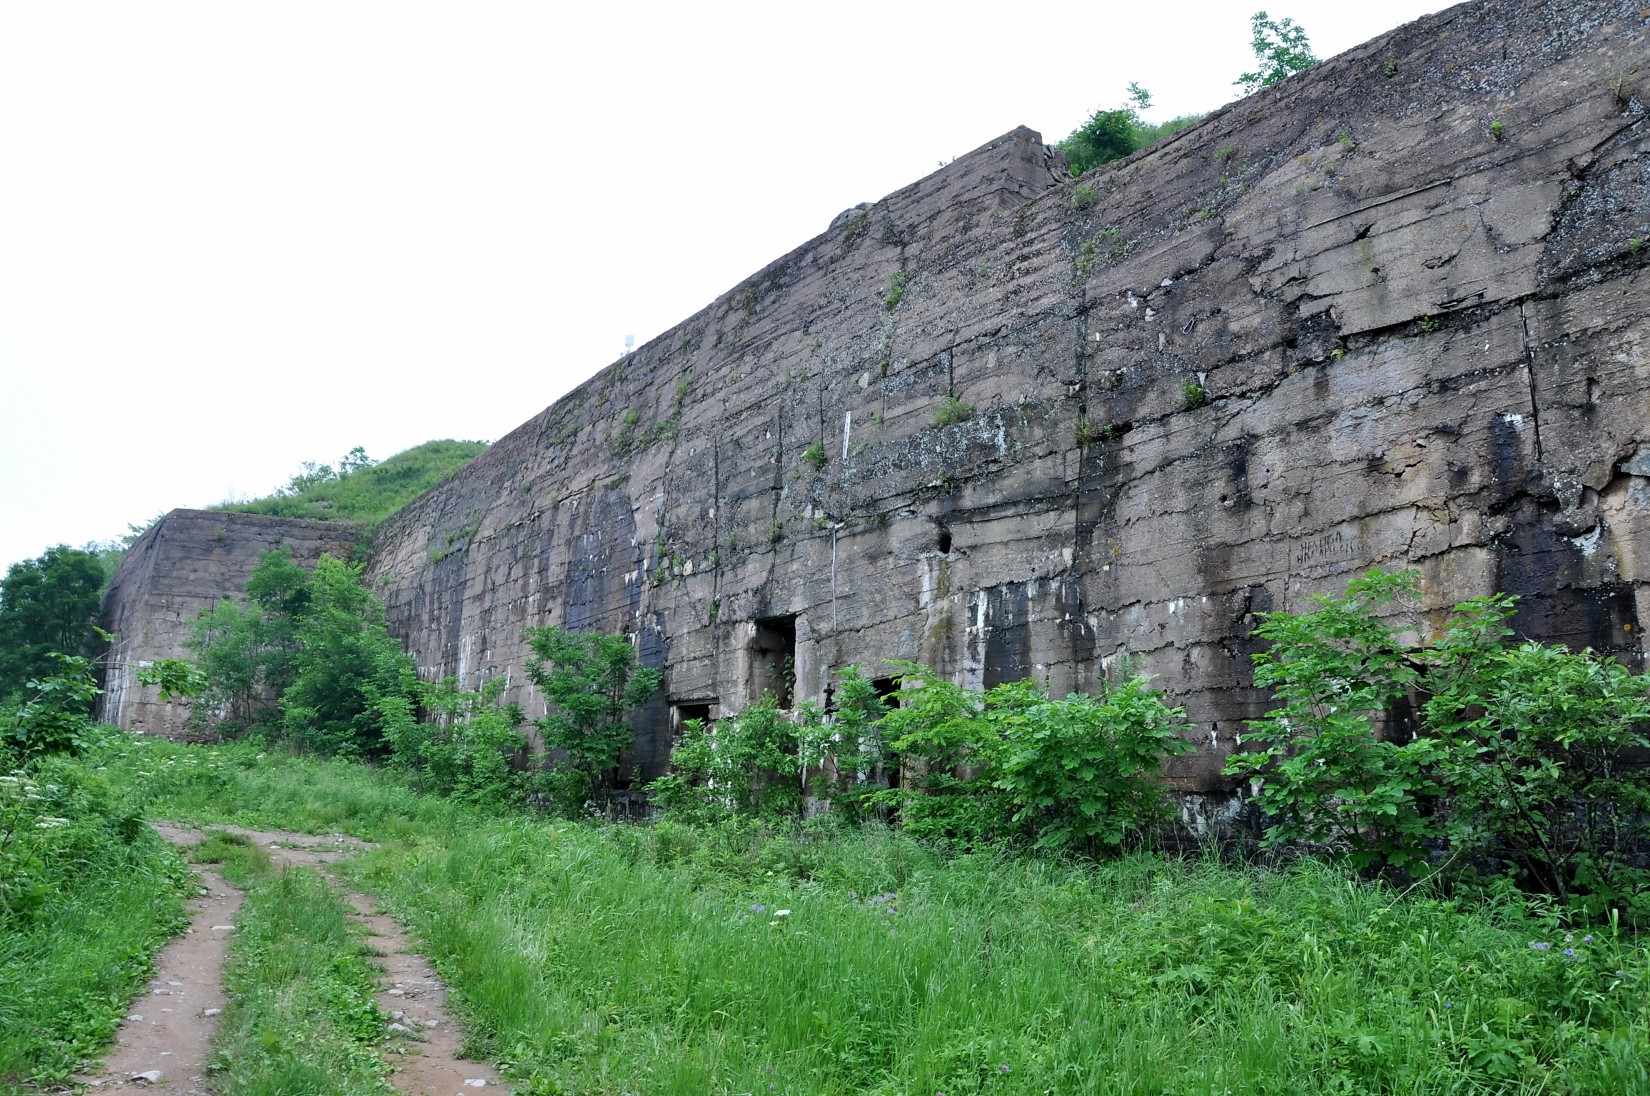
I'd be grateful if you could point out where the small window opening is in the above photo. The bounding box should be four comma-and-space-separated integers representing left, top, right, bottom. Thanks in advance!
751, 614, 797, 707
672, 701, 713, 745
936, 524, 952, 554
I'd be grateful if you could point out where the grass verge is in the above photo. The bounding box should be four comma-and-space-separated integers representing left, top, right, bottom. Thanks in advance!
352, 818, 1650, 1095
0, 752, 192, 1088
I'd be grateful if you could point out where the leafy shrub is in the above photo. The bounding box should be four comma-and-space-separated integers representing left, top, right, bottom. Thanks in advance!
797, 666, 892, 823
277, 556, 415, 758
1226, 570, 1444, 873
1425, 595, 1650, 914
1059, 83, 1153, 176
379, 676, 526, 807
524, 626, 661, 814
649, 694, 802, 823
990, 674, 1194, 852
802, 442, 827, 472
1, 653, 101, 763
1229, 569, 1650, 913
871, 662, 1008, 844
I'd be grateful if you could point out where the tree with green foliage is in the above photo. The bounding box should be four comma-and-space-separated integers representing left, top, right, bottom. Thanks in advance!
184, 547, 415, 755
1234, 10, 1318, 94
185, 546, 312, 734
524, 626, 661, 813
0, 546, 107, 701
871, 661, 1008, 843
278, 556, 415, 758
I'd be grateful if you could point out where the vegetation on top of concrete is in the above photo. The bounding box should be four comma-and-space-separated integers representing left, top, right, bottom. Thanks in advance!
1234, 9, 1319, 94
215, 439, 487, 527
883, 270, 911, 311
932, 395, 974, 426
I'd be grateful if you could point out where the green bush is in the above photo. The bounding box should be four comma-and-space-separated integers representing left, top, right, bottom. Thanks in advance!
379, 676, 526, 807
648, 694, 802, 823
524, 626, 662, 814
989, 675, 1194, 852
1228, 569, 1650, 913
1, 653, 101, 763
1226, 570, 1444, 873
871, 662, 1008, 844
1425, 595, 1650, 915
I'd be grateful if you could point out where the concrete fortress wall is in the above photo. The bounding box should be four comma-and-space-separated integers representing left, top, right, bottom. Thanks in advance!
102, 0, 1649, 795
97, 510, 359, 739
366, 0, 1650, 791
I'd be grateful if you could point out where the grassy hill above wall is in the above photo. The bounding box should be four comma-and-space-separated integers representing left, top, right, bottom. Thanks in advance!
215, 440, 487, 528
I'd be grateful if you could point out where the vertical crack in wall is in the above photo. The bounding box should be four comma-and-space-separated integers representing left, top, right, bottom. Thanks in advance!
1517, 301, 1547, 466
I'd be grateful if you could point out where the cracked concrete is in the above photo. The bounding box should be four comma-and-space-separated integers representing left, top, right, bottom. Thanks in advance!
99, 0, 1650, 796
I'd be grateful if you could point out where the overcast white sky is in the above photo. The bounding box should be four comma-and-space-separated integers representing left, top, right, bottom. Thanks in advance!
0, 0, 1455, 575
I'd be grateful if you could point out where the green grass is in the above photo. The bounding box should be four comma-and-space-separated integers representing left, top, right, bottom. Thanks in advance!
215, 439, 487, 529
96, 734, 456, 841
39, 736, 1650, 1095
0, 754, 192, 1087
349, 818, 1650, 1095
211, 862, 391, 1095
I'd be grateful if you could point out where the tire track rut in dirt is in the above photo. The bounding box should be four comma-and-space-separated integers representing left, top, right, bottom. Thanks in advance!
79, 824, 508, 1096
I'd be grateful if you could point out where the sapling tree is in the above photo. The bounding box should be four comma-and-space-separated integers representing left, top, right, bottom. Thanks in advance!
1224, 569, 1445, 873
524, 625, 661, 813
1235, 10, 1318, 94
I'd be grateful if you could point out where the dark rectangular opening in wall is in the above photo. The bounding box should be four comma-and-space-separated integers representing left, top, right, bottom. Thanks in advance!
751, 615, 797, 707
868, 675, 902, 809
672, 701, 714, 746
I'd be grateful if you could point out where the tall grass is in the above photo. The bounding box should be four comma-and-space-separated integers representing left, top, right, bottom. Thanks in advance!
352, 819, 1649, 1095
65, 737, 1650, 1094
98, 734, 455, 841
0, 752, 192, 1086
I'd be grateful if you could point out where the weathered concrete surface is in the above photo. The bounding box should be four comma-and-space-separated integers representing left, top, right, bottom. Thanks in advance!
95, 1, 1648, 790
98, 510, 359, 738
365, 0, 1650, 791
